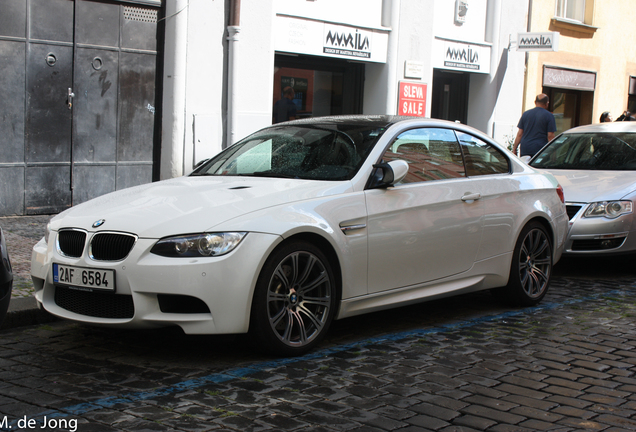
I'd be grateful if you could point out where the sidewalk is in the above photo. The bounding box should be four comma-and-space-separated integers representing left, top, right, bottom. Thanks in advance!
1, 215, 57, 329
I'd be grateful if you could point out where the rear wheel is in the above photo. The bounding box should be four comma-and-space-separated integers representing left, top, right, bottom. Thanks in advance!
249, 241, 336, 356
495, 222, 553, 306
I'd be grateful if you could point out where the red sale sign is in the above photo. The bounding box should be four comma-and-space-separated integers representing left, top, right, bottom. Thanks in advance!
398, 81, 427, 117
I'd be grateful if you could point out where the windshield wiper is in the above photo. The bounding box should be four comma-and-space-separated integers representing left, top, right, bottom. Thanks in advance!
250, 171, 299, 179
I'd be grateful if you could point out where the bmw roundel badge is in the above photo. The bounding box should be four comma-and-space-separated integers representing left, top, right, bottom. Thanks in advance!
92, 219, 106, 228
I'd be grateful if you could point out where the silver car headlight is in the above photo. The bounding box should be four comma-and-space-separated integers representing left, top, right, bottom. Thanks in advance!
150, 232, 247, 257
584, 201, 633, 219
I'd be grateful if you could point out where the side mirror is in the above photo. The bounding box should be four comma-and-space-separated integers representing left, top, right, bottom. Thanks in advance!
520, 155, 531, 164
368, 160, 409, 189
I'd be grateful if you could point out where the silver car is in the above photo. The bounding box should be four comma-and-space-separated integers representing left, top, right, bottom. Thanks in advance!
530, 122, 636, 255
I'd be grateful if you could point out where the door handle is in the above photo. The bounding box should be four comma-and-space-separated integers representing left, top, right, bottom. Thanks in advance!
67, 87, 75, 109
461, 192, 481, 202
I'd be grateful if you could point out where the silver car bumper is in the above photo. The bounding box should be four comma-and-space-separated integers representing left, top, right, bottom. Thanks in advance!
564, 203, 636, 255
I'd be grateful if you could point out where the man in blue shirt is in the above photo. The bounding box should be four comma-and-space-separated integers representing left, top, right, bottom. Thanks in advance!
512, 94, 557, 157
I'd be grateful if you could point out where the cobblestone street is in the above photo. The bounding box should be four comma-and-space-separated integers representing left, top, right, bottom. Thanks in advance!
1, 264, 636, 431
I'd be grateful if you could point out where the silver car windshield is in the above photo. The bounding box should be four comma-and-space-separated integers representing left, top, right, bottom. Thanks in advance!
531, 132, 636, 170
191, 125, 386, 180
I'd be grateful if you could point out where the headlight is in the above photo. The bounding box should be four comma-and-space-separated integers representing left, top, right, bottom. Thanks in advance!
584, 201, 633, 219
150, 232, 247, 257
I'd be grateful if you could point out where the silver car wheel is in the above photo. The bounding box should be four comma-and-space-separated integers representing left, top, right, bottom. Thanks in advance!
518, 227, 551, 299
266, 251, 332, 347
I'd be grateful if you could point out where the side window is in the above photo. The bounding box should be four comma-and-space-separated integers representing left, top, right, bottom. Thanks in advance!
382, 128, 465, 184
456, 132, 509, 176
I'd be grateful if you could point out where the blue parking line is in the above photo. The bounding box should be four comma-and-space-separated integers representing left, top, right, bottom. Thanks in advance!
2, 287, 633, 430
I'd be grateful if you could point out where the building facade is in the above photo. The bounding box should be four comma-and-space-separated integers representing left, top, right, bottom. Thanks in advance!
522, 0, 636, 134
1, 0, 529, 216
162, 0, 529, 180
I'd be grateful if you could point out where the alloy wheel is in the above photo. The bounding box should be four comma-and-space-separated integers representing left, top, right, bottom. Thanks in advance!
266, 251, 332, 347
518, 228, 551, 299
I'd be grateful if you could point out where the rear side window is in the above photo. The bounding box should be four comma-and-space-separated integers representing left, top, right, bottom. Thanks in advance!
456, 132, 510, 176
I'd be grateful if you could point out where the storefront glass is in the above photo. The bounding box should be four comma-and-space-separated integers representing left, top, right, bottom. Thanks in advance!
273, 54, 364, 123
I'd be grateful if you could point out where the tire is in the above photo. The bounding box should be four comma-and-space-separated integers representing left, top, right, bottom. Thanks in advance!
249, 240, 337, 356
495, 221, 553, 307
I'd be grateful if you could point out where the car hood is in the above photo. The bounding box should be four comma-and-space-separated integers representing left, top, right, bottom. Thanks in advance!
542, 169, 636, 203
50, 176, 351, 238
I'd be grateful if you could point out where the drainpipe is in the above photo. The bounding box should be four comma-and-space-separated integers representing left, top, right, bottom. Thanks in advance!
226, 0, 241, 147
383, 0, 400, 115
485, 0, 502, 137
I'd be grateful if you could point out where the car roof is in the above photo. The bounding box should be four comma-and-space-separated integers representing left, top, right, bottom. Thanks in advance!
562, 122, 636, 134
271, 115, 492, 138
277, 115, 424, 129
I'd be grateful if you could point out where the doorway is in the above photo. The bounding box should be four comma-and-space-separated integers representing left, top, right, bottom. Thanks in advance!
273, 54, 364, 122
0, 0, 162, 215
543, 87, 593, 134
431, 69, 469, 124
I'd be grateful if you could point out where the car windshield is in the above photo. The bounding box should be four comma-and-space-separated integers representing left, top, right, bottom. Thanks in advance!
531, 132, 636, 170
191, 124, 387, 180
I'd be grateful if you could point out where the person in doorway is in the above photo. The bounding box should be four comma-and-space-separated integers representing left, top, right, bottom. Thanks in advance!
273, 86, 297, 124
600, 111, 613, 122
512, 93, 557, 157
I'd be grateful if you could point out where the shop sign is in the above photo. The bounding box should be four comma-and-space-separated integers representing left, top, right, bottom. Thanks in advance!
543, 66, 596, 91
323, 25, 372, 59
274, 15, 388, 63
404, 61, 424, 80
517, 32, 559, 51
398, 81, 427, 117
433, 39, 490, 74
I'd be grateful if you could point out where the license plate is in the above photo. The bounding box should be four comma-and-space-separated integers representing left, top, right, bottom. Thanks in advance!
53, 263, 116, 292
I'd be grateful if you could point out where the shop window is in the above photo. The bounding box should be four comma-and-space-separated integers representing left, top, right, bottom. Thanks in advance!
628, 77, 636, 115
272, 54, 364, 123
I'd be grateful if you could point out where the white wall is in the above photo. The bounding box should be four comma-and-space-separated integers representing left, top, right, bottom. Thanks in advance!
274, 0, 384, 29
160, 0, 529, 180
466, 0, 528, 143
230, 0, 275, 145
434, 0, 488, 44
161, 0, 274, 178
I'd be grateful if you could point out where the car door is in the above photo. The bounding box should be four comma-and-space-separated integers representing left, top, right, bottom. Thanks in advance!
364, 127, 485, 294
455, 131, 516, 261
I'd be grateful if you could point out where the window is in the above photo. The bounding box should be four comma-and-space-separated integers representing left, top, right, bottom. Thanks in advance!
456, 132, 510, 176
194, 123, 385, 181
382, 128, 465, 183
531, 133, 636, 171
556, 0, 586, 22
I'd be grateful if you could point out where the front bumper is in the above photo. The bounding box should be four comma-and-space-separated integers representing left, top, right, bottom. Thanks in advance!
31, 231, 280, 334
564, 204, 636, 255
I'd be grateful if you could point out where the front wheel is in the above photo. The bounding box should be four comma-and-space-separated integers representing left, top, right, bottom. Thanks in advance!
494, 222, 553, 306
249, 241, 337, 356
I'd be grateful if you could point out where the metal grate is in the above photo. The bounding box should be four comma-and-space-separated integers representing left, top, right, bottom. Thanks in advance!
90, 233, 137, 261
158, 294, 211, 314
565, 205, 583, 220
571, 238, 626, 251
123, 6, 158, 23
55, 286, 134, 319
57, 230, 87, 258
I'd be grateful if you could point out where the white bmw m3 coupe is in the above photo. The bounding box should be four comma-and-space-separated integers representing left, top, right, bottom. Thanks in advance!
31, 116, 568, 355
